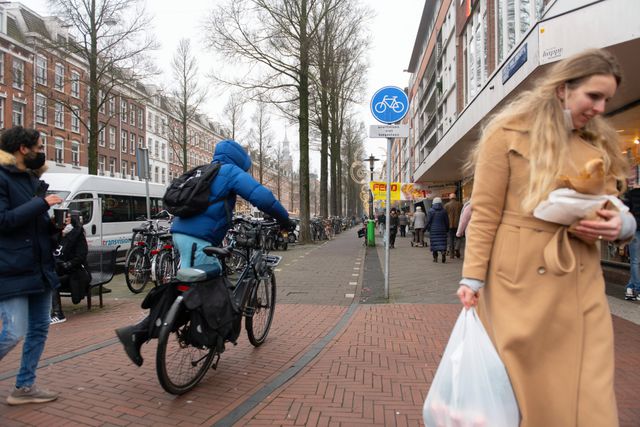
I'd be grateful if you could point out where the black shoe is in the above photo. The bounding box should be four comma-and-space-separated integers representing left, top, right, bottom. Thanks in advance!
455, 250, 461, 258
433, 253, 438, 262
115, 326, 144, 367
442, 253, 446, 263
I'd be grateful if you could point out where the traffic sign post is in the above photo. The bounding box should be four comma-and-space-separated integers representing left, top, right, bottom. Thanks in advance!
369, 86, 409, 300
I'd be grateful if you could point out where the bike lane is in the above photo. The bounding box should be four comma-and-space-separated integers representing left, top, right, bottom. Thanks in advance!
0, 230, 366, 426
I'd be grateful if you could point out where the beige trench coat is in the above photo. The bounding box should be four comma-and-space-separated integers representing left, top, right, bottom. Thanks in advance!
463, 120, 618, 427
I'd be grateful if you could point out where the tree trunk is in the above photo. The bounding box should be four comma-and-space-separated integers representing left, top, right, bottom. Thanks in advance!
87, 0, 98, 175
298, 0, 311, 243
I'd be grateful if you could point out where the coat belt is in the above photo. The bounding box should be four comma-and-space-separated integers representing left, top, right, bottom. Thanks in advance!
500, 211, 576, 275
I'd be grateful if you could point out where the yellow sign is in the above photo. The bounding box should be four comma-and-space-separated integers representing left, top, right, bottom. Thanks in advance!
370, 181, 401, 201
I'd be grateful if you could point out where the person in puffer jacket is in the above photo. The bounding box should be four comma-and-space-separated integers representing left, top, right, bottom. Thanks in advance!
116, 139, 293, 367
427, 197, 450, 263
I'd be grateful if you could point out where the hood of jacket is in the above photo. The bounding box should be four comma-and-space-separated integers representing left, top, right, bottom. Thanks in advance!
0, 148, 48, 176
432, 203, 443, 211
212, 139, 252, 171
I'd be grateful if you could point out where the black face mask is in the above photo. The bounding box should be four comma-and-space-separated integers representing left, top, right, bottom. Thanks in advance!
24, 151, 46, 170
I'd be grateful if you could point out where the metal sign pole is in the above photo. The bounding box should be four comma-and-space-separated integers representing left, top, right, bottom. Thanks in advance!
385, 137, 392, 299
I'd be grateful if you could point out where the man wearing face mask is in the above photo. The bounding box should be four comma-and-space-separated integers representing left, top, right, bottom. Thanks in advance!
0, 126, 63, 405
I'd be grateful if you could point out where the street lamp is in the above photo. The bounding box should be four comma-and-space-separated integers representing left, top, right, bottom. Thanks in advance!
366, 154, 379, 219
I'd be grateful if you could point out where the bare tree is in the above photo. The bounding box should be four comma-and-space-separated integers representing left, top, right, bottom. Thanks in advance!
249, 101, 273, 184
166, 38, 208, 173
46, 0, 157, 174
205, 0, 344, 243
224, 92, 246, 141
271, 140, 285, 200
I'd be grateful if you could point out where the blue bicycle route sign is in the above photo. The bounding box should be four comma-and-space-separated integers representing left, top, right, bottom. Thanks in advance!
370, 86, 409, 124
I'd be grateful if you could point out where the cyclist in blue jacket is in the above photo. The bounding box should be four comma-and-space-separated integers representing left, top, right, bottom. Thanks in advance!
116, 139, 294, 366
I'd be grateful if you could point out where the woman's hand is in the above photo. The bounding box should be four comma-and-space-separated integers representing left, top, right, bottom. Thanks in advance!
456, 285, 478, 309
572, 209, 622, 243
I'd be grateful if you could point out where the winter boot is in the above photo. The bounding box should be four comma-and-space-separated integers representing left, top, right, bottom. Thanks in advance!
115, 325, 147, 367
433, 252, 438, 263
441, 252, 446, 263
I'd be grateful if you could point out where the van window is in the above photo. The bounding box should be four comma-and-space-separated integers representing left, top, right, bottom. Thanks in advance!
100, 193, 163, 222
68, 192, 93, 223
100, 194, 132, 223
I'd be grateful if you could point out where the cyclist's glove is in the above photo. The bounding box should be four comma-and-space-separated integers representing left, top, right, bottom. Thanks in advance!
280, 219, 297, 233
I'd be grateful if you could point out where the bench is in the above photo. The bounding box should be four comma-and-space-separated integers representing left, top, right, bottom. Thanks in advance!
85, 245, 119, 310
60, 245, 119, 310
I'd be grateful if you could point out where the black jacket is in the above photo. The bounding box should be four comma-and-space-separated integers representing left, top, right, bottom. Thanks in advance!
54, 225, 88, 275
0, 149, 59, 300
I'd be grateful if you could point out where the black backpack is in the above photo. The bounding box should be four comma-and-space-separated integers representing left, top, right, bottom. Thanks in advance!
163, 163, 222, 218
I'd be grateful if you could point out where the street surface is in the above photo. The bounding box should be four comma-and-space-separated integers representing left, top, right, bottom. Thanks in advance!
1, 230, 639, 426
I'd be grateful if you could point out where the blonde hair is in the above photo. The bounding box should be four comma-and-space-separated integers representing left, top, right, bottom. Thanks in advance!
467, 48, 628, 212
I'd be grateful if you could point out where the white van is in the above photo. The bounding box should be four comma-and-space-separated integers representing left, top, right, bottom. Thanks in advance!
42, 173, 167, 255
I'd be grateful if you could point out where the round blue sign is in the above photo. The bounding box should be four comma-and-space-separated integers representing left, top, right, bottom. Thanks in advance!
370, 86, 409, 124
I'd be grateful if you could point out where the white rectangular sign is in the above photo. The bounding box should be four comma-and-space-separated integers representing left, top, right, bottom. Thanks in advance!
369, 124, 409, 138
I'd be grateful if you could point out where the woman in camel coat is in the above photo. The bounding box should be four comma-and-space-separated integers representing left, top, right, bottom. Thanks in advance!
457, 49, 636, 426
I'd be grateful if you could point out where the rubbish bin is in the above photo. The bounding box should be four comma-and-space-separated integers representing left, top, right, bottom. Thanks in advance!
367, 219, 376, 247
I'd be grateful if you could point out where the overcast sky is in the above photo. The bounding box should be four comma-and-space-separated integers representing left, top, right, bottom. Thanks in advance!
26, 0, 425, 171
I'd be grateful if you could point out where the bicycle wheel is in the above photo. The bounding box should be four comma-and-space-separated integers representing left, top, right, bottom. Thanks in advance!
245, 271, 276, 346
125, 247, 151, 293
156, 297, 216, 395
225, 249, 248, 284
155, 251, 174, 286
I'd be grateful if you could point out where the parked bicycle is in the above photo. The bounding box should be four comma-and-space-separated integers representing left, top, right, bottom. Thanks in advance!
155, 217, 281, 395
125, 217, 171, 293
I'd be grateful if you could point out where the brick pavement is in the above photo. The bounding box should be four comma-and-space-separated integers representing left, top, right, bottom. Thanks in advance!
0, 229, 638, 426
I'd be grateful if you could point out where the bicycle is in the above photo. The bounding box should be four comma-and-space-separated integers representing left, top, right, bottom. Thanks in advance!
154, 233, 180, 287
155, 217, 281, 395
125, 222, 169, 293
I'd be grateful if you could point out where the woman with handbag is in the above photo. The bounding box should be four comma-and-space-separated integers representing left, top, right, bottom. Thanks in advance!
456, 49, 636, 426
51, 212, 89, 324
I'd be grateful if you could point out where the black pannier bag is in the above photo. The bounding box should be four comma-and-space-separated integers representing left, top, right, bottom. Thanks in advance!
162, 163, 221, 218
141, 284, 180, 339
182, 277, 241, 352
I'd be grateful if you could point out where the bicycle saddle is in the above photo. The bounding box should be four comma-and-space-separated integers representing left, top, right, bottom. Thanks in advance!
202, 246, 233, 258
176, 263, 222, 282
158, 233, 173, 239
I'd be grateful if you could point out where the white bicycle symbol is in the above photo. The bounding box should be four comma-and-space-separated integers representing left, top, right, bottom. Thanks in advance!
374, 95, 405, 114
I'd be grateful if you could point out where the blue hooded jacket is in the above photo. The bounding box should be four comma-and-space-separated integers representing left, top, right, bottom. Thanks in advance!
171, 140, 289, 245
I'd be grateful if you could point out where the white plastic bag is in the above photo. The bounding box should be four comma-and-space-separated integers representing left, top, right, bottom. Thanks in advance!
533, 188, 628, 225
423, 308, 519, 427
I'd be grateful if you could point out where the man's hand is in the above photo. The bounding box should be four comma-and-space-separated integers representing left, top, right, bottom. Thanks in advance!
281, 219, 297, 233
45, 195, 63, 207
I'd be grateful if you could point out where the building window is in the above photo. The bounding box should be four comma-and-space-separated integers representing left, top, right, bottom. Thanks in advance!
0, 98, 4, 128
12, 101, 24, 126
130, 133, 135, 154
71, 141, 80, 166
109, 96, 115, 116
99, 155, 105, 173
55, 138, 64, 163
147, 111, 153, 131
131, 163, 136, 179
161, 168, 166, 184
154, 166, 159, 183
0, 53, 4, 83
138, 136, 144, 149
109, 157, 116, 175
138, 108, 143, 129
130, 105, 136, 125
98, 90, 105, 113
36, 94, 47, 124
121, 160, 128, 178
36, 56, 47, 86
464, 0, 488, 104
120, 99, 127, 122
98, 127, 105, 147
154, 140, 159, 158
40, 133, 47, 155
496, 0, 545, 65
109, 126, 116, 149
54, 102, 65, 128
121, 130, 127, 152
71, 106, 80, 133
71, 71, 80, 98
54, 63, 64, 91
12, 58, 24, 90
161, 143, 166, 160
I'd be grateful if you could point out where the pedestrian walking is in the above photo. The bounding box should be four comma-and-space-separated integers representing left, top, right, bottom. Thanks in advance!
456, 49, 636, 426
389, 208, 399, 248
377, 212, 386, 236
426, 197, 449, 262
455, 199, 472, 258
444, 192, 463, 258
51, 212, 90, 324
624, 187, 640, 300
398, 210, 408, 237
0, 126, 63, 405
412, 206, 427, 247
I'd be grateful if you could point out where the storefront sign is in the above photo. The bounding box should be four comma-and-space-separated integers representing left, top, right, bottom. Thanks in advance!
370, 181, 401, 201
502, 43, 528, 84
